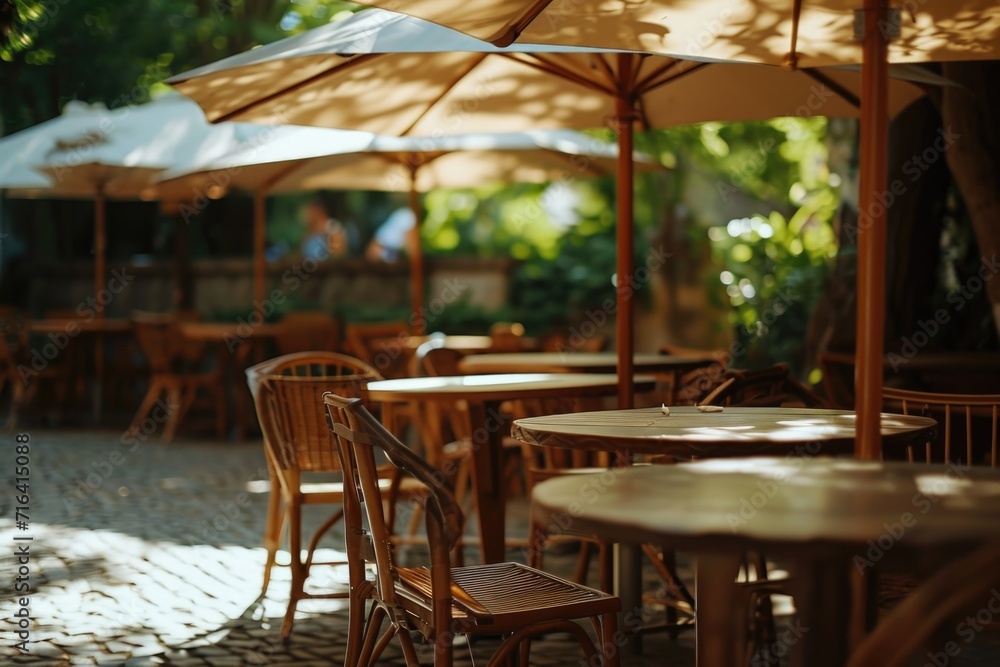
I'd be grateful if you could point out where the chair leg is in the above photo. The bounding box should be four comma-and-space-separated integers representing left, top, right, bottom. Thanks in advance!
126, 381, 164, 438
261, 485, 283, 597
5, 378, 27, 432
281, 498, 304, 639
161, 385, 184, 443
601, 612, 622, 667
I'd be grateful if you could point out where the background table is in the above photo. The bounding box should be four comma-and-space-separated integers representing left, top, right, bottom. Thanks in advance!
366, 373, 656, 564
460, 352, 716, 403
533, 458, 1000, 667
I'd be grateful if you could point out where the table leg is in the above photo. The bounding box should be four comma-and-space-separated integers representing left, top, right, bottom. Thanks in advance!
695, 552, 744, 667
614, 542, 645, 654
465, 400, 505, 564
787, 555, 850, 667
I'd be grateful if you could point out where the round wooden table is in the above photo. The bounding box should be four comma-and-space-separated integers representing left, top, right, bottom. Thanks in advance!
533, 458, 1000, 667
512, 406, 937, 457
366, 373, 657, 564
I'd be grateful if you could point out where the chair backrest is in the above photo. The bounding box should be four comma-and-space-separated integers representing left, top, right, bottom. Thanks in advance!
816, 351, 856, 409
274, 311, 341, 355
881, 387, 1000, 467
0, 307, 29, 374
323, 392, 464, 629
247, 352, 383, 473
697, 363, 831, 409
344, 321, 411, 379
489, 321, 526, 352
658, 343, 729, 405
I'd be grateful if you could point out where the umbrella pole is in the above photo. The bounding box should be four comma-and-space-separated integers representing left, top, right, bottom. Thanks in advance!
408, 178, 426, 335
253, 191, 266, 306
94, 185, 106, 424
614, 54, 637, 410
854, 0, 889, 461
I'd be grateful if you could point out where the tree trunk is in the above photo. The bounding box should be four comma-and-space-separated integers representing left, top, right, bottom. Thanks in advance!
940, 61, 1000, 338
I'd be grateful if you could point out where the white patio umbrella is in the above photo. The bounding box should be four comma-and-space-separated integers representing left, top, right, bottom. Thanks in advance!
167, 8, 935, 408
158, 127, 663, 332
0, 93, 272, 308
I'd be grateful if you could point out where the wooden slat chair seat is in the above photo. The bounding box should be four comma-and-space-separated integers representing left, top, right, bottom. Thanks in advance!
246, 351, 425, 639
324, 392, 622, 667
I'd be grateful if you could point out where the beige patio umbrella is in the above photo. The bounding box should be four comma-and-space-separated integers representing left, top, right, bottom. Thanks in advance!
158, 127, 662, 333
168, 8, 934, 408
346, 0, 1000, 66
340, 2, 1000, 457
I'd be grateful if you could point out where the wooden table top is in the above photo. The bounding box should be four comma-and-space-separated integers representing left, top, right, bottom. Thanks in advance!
367, 373, 657, 403
512, 406, 936, 456
28, 318, 132, 334
458, 351, 712, 374
532, 457, 1000, 554
176, 321, 281, 340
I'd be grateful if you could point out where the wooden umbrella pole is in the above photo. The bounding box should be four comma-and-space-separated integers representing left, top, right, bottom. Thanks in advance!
855, 0, 890, 461
253, 190, 266, 306
408, 177, 426, 335
615, 53, 637, 410
95, 185, 107, 319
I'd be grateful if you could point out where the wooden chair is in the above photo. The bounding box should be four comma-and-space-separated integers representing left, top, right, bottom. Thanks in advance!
274, 312, 341, 355
816, 351, 856, 409
323, 392, 622, 667
881, 387, 1000, 467
246, 351, 424, 639
488, 321, 527, 352
344, 320, 412, 379
540, 331, 609, 352
125, 311, 225, 442
0, 308, 71, 430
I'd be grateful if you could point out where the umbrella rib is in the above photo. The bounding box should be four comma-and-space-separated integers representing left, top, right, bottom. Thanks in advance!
802, 69, 860, 109
493, 0, 558, 47
502, 53, 615, 96
634, 58, 692, 94
399, 53, 490, 136
638, 60, 709, 95
215, 53, 379, 124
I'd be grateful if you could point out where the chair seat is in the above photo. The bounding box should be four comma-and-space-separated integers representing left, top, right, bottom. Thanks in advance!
396, 562, 620, 630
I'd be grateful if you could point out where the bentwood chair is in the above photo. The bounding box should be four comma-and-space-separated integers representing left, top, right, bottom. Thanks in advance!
247, 351, 423, 639
881, 387, 1000, 467
344, 320, 412, 379
324, 392, 622, 667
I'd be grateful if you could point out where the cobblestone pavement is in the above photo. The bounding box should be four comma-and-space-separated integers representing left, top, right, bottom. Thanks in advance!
4, 429, 1000, 667
1, 429, 697, 667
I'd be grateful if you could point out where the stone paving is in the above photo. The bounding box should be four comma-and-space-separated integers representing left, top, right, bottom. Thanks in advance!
1, 429, 697, 667
4, 428, 1000, 667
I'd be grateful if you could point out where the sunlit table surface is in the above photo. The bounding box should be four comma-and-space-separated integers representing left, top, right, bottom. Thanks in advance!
533, 458, 1000, 667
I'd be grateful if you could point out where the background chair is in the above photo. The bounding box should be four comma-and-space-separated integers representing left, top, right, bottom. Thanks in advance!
696, 363, 831, 409
126, 310, 225, 442
658, 343, 728, 405
324, 392, 622, 667
488, 321, 527, 352
246, 351, 423, 638
881, 387, 1000, 467
344, 320, 411, 379
0, 307, 72, 430
273, 311, 341, 355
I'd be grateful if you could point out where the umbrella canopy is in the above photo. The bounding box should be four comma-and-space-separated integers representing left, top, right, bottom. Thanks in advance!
158, 127, 664, 331
344, 0, 1000, 66
168, 8, 933, 408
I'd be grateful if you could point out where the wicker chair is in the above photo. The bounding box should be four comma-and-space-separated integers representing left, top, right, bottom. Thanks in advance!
658, 343, 728, 405
246, 351, 423, 638
697, 363, 831, 409
126, 311, 225, 442
324, 392, 622, 667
